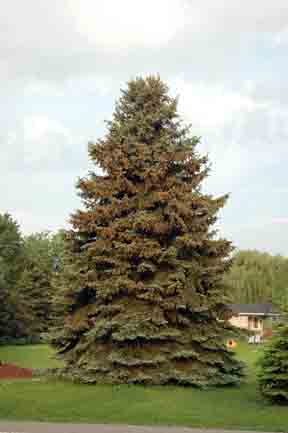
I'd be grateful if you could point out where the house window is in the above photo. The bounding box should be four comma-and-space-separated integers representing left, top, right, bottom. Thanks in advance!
253, 318, 259, 329
248, 316, 261, 329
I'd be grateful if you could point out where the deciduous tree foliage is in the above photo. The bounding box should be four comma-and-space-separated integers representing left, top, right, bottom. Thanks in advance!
225, 250, 288, 306
52, 76, 244, 386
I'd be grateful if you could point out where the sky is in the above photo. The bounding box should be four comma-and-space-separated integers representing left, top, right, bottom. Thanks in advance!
1, 0, 288, 255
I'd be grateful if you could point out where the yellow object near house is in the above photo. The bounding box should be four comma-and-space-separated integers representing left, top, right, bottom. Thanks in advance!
226, 339, 237, 349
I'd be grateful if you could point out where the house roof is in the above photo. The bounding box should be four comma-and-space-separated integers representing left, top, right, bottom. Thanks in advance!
229, 303, 279, 316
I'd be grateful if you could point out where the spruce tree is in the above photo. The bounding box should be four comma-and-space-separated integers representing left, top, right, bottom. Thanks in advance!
0, 213, 24, 339
17, 233, 54, 337
53, 76, 244, 386
258, 304, 288, 404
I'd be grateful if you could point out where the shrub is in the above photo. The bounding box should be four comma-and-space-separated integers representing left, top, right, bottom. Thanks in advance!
258, 321, 288, 404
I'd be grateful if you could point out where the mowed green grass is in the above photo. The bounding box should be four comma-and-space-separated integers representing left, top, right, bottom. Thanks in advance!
0, 344, 63, 369
0, 342, 287, 431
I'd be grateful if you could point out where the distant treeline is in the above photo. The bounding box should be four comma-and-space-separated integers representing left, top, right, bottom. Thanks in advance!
225, 250, 288, 306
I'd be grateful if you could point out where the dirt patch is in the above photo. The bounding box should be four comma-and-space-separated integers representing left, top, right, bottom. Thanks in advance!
0, 362, 32, 379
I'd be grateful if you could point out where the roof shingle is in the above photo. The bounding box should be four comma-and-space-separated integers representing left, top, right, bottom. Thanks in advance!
229, 303, 278, 315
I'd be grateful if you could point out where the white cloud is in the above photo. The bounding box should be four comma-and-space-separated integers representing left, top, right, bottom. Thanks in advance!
68, 0, 189, 50
21, 114, 71, 163
23, 81, 65, 97
1, 0, 287, 86
23, 114, 67, 141
187, 0, 288, 33
68, 0, 288, 52
65, 76, 116, 97
3, 209, 64, 234
23, 76, 116, 98
0, 172, 80, 234
225, 221, 288, 256
1, 114, 73, 166
274, 27, 288, 45
172, 78, 266, 130
169, 77, 288, 198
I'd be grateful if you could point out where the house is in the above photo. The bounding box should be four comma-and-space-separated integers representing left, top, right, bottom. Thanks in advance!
228, 303, 280, 337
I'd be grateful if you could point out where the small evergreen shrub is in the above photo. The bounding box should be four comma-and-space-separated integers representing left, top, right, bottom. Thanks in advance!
258, 321, 288, 404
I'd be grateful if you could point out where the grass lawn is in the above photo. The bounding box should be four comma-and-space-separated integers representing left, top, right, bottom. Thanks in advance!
0, 342, 287, 431
0, 344, 63, 369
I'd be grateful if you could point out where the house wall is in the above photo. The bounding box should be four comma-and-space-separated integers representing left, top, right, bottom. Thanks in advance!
229, 315, 264, 334
230, 315, 249, 329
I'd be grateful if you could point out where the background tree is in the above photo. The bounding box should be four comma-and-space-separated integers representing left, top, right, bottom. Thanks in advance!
225, 250, 288, 305
49, 230, 74, 330
52, 76, 244, 386
0, 213, 24, 339
16, 232, 54, 337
